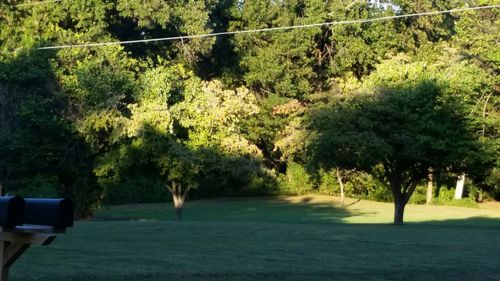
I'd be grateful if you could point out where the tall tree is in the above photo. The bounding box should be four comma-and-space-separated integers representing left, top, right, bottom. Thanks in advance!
308, 55, 482, 224
0, 49, 100, 216
451, 2, 500, 198
113, 0, 217, 69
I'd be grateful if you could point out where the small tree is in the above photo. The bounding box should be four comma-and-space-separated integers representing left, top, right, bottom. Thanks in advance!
157, 144, 200, 221
309, 81, 478, 224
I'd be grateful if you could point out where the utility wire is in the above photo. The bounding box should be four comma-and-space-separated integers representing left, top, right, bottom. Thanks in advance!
33, 4, 499, 50
15, 0, 62, 6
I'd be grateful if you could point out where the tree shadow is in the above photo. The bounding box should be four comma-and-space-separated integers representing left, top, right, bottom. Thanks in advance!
405, 216, 500, 228
243, 197, 500, 227
95, 195, 376, 225
96, 183, 500, 227
212, 196, 372, 224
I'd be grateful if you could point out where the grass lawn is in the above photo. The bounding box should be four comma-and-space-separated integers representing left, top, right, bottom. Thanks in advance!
9, 196, 500, 281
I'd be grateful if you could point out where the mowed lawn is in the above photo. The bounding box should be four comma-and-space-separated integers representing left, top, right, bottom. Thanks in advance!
10, 196, 500, 281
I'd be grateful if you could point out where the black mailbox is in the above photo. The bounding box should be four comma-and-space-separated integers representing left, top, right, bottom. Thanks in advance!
23, 198, 74, 229
0, 196, 25, 228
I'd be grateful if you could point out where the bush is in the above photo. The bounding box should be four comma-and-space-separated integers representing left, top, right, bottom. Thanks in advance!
348, 173, 391, 202
485, 168, 500, 200
71, 178, 104, 219
277, 166, 392, 202
7, 173, 103, 219
408, 185, 427, 204
238, 172, 279, 196
317, 169, 338, 196
105, 177, 168, 205
10, 175, 59, 198
434, 187, 477, 208
277, 162, 314, 194
274, 166, 394, 201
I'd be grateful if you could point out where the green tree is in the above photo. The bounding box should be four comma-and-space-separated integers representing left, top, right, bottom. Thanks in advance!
229, 0, 324, 98
1, 0, 498, 215
114, 0, 217, 69
0, 49, 101, 217
173, 79, 262, 157
309, 78, 479, 224
451, 3, 500, 198
91, 63, 263, 218
229, 0, 404, 98
0, 51, 60, 195
244, 95, 303, 172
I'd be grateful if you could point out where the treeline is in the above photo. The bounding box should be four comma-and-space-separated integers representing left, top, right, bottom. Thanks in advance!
0, 0, 498, 221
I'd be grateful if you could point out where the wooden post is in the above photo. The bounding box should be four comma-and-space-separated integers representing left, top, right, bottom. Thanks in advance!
426, 168, 434, 205
336, 169, 345, 207
0, 227, 6, 281
0, 226, 56, 281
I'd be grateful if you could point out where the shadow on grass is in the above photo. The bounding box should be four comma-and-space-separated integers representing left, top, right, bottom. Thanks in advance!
95, 196, 500, 228
405, 216, 500, 228
95, 196, 373, 224
11, 199, 500, 281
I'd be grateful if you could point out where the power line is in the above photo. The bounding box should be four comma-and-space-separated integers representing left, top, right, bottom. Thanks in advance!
15, 0, 62, 6
33, 4, 500, 50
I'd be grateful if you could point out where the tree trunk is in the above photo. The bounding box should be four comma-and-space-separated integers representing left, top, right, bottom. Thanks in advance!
0, 181, 3, 196
426, 169, 433, 205
394, 200, 405, 225
390, 176, 408, 225
336, 169, 345, 207
167, 182, 192, 221
455, 174, 465, 199
172, 194, 184, 221
175, 205, 183, 221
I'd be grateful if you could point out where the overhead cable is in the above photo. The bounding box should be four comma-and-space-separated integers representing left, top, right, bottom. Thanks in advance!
33, 4, 500, 50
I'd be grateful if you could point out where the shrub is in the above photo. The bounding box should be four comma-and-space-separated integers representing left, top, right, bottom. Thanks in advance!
277, 162, 314, 194
71, 178, 104, 219
348, 173, 391, 202
485, 168, 500, 200
239, 172, 279, 196
408, 185, 428, 204
105, 177, 168, 205
10, 175, 59, 198
434, 187, 477, 208
317, 169, 338, 196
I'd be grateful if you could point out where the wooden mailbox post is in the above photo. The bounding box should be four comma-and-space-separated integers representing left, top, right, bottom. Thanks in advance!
0, 197, 74, 281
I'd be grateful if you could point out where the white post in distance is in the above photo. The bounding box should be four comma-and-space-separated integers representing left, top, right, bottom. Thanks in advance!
455, 174, 465, 199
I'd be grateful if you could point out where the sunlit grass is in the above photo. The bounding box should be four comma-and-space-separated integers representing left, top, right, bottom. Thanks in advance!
9, 196, 500, 281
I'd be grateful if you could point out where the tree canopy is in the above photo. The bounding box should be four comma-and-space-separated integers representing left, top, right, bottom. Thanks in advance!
0, 0, 498, 222
308, 79, 480, 224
